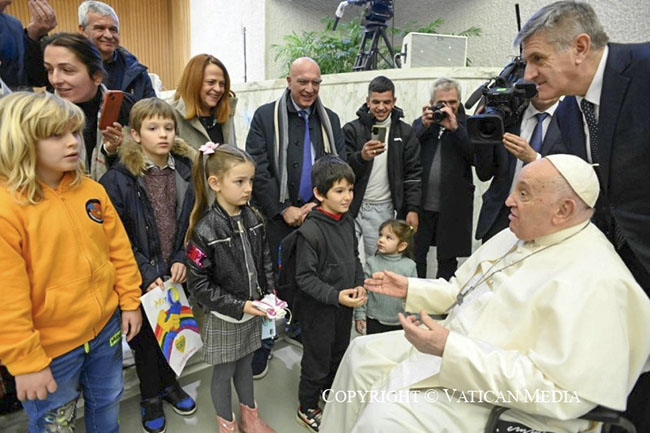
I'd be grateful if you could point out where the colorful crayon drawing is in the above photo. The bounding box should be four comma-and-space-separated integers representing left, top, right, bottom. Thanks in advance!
141, 281, 203, 375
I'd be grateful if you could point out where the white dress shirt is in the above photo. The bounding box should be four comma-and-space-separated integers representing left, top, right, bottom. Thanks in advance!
509, 100, 559, 192
576, 45, 609, 164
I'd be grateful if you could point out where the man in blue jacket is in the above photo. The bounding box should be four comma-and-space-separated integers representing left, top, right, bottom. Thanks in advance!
0, 0, 55, 89
78, 1, 155, 101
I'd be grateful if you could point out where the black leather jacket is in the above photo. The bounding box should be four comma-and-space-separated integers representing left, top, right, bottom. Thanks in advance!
186, 203, 275, 320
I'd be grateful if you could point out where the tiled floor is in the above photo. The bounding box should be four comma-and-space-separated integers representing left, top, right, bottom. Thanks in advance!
76, 339, 310, 433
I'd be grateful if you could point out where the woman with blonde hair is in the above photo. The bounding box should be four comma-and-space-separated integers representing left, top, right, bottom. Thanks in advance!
0, 91, 142, 433
170, 54, 237, 149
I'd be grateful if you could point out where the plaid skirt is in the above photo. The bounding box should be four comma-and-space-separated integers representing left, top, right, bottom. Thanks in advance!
202, 313, 262, 365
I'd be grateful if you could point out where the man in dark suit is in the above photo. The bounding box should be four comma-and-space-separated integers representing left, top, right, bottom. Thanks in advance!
474, 95, 564, 242
245, 57, 346, 375
516, 2, 650, 430
412, 78, 474, 279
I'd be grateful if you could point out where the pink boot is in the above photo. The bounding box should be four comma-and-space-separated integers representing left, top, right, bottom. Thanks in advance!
239, 402, 275, 433
217, 413, 240, 433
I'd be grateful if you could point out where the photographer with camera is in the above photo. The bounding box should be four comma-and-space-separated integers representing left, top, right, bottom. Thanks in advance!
412, 78, 474, 279
474, 94, 565, 243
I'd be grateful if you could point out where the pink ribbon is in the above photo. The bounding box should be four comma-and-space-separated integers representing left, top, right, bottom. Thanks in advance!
199, 141, 219, 155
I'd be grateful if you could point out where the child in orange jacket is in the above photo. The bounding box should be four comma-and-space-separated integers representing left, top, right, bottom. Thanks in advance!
0, 91, 142, 433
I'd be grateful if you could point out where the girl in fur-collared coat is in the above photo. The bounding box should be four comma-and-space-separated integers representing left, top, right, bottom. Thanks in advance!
100, 98, 197, 433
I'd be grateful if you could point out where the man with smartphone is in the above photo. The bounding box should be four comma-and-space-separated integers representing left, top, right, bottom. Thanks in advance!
412, 78, 474, 280
78, 1, 155, 101
344, 75, 422, 259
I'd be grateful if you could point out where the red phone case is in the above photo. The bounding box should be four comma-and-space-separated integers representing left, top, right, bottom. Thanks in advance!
99, 90, 124, 130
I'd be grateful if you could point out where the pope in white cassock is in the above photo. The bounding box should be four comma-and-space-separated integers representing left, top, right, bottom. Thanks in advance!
320, 155, 650, 433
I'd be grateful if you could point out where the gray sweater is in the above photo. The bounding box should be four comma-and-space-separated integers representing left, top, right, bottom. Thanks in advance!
354, 253, 417, 325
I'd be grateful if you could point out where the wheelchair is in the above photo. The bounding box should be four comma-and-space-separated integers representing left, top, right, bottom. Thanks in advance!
484, 405, 636, 433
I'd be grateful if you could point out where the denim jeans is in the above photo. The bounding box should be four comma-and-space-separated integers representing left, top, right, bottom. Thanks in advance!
22, 309, 124, 433
355, 201, 395, 260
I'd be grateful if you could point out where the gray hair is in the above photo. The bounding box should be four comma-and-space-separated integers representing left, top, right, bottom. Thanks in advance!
514, 1, 608, 51
431, 78, 461, 103
78, 1, 120, 30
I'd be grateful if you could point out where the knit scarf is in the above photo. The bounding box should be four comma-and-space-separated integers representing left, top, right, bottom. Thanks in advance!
273, 88, 338, 203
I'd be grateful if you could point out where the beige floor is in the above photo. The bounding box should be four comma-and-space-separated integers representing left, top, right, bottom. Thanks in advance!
78, 340, 309, 433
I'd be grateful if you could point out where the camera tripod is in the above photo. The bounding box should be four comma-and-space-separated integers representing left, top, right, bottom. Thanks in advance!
353, 19, 398, 71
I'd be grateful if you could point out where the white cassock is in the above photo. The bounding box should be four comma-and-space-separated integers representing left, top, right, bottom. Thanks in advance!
320, 222, 650, 433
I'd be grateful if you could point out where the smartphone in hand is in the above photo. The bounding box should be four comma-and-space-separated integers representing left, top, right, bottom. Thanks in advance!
371, 125, 387, 143
99, 90, 124, 130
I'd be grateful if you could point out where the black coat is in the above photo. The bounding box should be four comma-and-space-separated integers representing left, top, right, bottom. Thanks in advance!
186, 204, 275, 321
413, 106, 474, 257
295, 209, 364, 311
99, 139, 195, 290
474, 105, 565, 241
555, 42, 650, 280
246, 92, 347, 219
344, 104, 422, 217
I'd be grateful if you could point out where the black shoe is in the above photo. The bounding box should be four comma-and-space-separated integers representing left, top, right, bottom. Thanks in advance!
296, 406, 322, 432
141, 397, 166, 433
252, 346, 273, 380
284, 322, 303, 348
161, 382, 196, 415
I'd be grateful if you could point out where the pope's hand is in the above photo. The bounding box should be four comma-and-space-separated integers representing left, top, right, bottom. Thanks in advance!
364, 270, 408, 299
399, 311, 449, 357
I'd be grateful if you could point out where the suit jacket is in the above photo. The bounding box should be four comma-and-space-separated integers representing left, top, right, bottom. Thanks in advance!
555, 42, 650, 275
475, 108, 565, 241
245, 92, 346, 219
413, 106, 475, 257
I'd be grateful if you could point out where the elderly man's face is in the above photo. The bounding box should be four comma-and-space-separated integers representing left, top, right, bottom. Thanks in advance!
505, 159, 559, 241
80, 12, 120, 61
522, 32, 576, 100
432, 88, 460, 116
287, 60, 322, 109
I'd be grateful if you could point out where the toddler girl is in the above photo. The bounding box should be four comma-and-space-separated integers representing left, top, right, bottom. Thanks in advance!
355, 219, 417, 335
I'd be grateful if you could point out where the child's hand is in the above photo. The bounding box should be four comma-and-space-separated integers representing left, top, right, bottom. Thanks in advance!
355, 319, 367, 335
146, 277, 164, 292
338, 288, 367, 308
243, 301, 267, 317
15, 366, 57, 401
122, 309, 142, 342
170, 262, 187, 283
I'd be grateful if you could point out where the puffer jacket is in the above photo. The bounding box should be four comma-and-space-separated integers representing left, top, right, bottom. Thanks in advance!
111, 46, 156, 101
99, 136, 196, 291
344, 104, 422, 217
186, 203, 275, 320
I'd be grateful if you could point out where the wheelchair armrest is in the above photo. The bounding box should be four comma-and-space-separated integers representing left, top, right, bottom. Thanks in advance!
580, 406, 622, 424
579, 406, 637, 433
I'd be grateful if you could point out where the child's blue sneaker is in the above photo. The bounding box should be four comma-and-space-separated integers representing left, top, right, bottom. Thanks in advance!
141, 397, 166, 433
161, 383, 197, 415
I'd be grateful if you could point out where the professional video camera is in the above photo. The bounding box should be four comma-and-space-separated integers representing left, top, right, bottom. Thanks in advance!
464, 57, 537, 146
334, 0, 397, 71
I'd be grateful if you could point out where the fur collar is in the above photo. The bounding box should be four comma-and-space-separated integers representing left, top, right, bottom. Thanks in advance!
117, 132, 196, 176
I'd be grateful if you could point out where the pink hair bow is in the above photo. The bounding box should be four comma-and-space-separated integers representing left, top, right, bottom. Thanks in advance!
199, 141, 219, 155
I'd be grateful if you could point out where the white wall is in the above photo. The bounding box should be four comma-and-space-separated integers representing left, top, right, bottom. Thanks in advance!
190, 0, 267, 84
191, 0, 650, 82
394, 0, 650, 68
